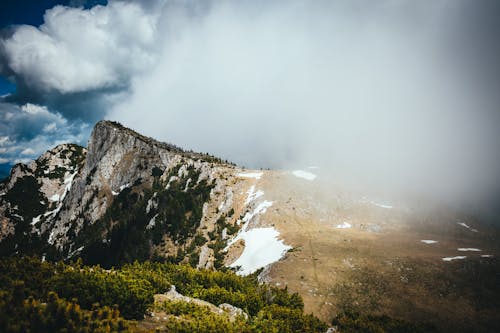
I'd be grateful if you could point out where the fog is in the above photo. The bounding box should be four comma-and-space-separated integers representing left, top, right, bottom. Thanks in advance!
107, 0, 500, 222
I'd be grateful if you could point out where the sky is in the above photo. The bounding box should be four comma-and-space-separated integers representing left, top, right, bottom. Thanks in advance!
0, 0, 499, 222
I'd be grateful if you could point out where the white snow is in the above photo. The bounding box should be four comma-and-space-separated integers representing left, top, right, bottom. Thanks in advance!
481, 254, 494, 258
442, 256, 467, 262
112, 183, 131, 196
372, 202, 393, 209
245, 186, 264, 205
225, 200, 274, 251
49, 194, 60, 202
119, 183, 130, 191
183, 178, 192, 192
45, 171, 79, 235
457, 248, 481, 252
225, 198, 290, 275
11, 213, 24, 221
60, 171, 77, 202
146, 214, 158, 230
31, 215, 42, 225
67, 246, 84, 259
336, 222, 352, 229
229, 227, 291, 275
48, 230, 56, 245
292, 170, 317, 181
457, 222, 478, 232
421, 240, 438, 244
242, 201, 273, 224
237, 172, 263, 180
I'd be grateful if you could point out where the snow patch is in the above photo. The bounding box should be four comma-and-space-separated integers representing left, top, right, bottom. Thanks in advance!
225, 198, 291, 275
242, 201, 273, 225
67, 246, 84, 259
457, 248, 481, 252
225, 200, 274, 251
457, 222, 478, 232
292, 170, 317, 181
336, 222, 352, 229
112, 183, 130, 196
183, 178, 192, 192
31, 215, 42, 225
12, 213, 24, 220
146, 214, 158, 230
442, 256, 466, 262
237, 172, 263, 180
229, 227, 291, 275
245, 186, 264, 205
372, 202, 393, 209
45, 172, 79, 244
481, 254, 494, 258
49, 194, 60, 202
421, 240, 438, 244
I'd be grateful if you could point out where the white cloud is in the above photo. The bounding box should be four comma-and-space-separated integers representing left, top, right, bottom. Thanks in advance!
1, 1, 159, 93
103, 0, 499, 209
0, 136, 10, 146
0, 102, 89, 164
21, 148, 35, 155
43, 122, 57, 133
21, 103, 49, 115
0, 157, 8, 164
13, 158, 33, 164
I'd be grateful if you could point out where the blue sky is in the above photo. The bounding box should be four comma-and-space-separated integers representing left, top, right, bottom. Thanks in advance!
0, 0, 107, 27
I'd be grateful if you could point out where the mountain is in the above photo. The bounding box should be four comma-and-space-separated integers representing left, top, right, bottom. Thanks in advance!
1, 120, 499, 332
0, 120, 242, 268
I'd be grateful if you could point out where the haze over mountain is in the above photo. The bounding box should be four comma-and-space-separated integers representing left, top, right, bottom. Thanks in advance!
1, 0, 500, 224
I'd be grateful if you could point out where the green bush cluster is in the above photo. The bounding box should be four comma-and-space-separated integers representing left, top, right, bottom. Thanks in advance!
0, 289, 130, 333
0, 257, 326, 332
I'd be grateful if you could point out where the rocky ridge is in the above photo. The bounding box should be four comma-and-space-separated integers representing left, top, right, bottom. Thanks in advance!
0, 121, 274, 271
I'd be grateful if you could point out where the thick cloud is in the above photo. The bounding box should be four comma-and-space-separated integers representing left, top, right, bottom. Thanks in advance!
1, 1, 157, 94
0, 101, 89, 164
0, 0, 499, 221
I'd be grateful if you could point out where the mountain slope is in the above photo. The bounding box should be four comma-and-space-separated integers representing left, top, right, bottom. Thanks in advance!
1, 120, 499, 332
0, 121, 248, 268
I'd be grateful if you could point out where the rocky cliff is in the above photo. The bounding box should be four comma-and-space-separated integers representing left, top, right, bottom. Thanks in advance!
0, 121, 260, 268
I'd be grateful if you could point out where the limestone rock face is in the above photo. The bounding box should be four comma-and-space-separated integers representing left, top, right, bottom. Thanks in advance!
0, 121, 247, 268
0, 143, 86, 246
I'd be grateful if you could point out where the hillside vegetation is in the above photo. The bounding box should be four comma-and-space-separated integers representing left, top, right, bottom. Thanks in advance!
0, 257, 327, 333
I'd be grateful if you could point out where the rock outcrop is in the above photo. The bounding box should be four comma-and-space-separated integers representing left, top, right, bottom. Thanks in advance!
154, 285, 248, 322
